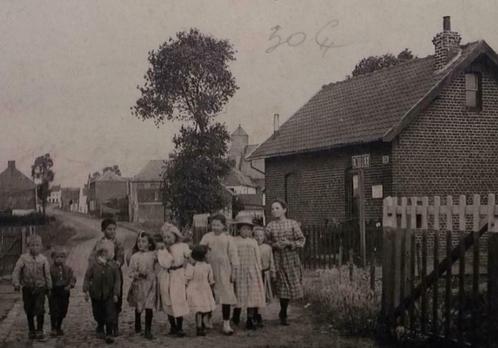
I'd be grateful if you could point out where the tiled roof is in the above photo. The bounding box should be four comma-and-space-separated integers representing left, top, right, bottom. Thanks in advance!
132, 160, 166, 181
94, 171, 128, 182
224, 168, 256, 188
250, 41, 495, 159
232, 125, 248, 136
0, 165, 34, 192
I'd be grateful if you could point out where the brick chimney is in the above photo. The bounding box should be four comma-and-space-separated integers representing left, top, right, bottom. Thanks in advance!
432, 16, 462, 70
7, 161, 15, 170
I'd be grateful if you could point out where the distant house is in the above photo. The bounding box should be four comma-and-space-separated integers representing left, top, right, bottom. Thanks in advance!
228, 125, 265, 192
61, 187, 80, 212
250, 17, 498, 226
128, 160, 165, 224
78, 186, 88, 214
224, 168, 258, 195
226, 126, 266, 221
88, 170, 128, 219
48, 185, 61, 206
0, 161, 36, 213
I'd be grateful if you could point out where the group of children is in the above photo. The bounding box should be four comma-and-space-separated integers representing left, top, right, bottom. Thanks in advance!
123, 213, 276, 341
11, 213, 279, 343
12, 234, 76, 341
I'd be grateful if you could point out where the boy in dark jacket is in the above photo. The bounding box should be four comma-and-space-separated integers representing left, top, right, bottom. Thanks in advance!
49, 247, 76, 337
88, 218, 124, 337
83, 247, 121, 344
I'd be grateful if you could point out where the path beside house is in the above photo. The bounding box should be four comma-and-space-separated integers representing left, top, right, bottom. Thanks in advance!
0, 210, 379, 347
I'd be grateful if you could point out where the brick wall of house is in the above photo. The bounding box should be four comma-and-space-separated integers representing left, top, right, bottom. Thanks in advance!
392, 61, 498, 202
265, 142, 392, 225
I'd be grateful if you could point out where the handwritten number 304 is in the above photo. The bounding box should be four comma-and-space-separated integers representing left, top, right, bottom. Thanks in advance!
266, 25, 306, 53
265, 20, 343, 56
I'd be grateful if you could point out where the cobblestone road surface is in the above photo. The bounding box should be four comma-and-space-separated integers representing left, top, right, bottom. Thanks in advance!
0, 211, 377, 348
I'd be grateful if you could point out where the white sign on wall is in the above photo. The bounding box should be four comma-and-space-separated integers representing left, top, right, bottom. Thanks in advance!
372, 184, 383, 199
352, 154, 370, 169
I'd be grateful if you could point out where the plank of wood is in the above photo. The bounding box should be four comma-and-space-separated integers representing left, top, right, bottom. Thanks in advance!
433, 229, 439, 335
410, 230, 416, 331
400, 228, 407, 326
445, 229, 451, 338
457, 229, 465, 344
421, 229, 428, 334
472, 194, 480, 336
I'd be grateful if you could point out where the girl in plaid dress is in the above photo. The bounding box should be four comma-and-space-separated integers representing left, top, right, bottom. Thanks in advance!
231, 215, 266, 330
265, 199, 306, 326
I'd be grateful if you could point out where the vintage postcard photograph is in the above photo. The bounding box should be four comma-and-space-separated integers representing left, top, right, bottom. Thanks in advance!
1, 1, 498, 347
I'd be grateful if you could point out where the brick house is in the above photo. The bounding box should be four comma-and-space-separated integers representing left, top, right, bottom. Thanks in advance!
0, 161, 36, 213
250, 17, 498, 227
128, 160, 166, 224
87, 170, 128, 218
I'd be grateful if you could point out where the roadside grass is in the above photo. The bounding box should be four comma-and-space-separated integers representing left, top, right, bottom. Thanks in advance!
39, 217, 78, 253
303, 266, 381, 338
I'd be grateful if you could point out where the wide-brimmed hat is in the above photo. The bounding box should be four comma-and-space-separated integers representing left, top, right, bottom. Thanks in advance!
160, 222, 183, 240
233, 215, 255, 227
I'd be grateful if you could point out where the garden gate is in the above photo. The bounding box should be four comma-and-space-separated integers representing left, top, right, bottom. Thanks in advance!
381, 194, 498, 346
0, 225, 39, 276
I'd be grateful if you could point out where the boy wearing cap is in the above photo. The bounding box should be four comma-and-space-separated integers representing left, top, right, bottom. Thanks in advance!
48, 246, 76, 337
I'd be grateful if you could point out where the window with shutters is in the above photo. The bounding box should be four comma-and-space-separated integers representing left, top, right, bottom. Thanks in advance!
465, 73, 482, 111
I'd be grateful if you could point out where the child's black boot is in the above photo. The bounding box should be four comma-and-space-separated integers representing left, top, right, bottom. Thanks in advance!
246, 308, 256, 330
167, 315, 178, 336
255, 311, 264, 328
134, 311, 142, 333
176, 317, 186, 337
144, 309, 154, 340
231, 307, 241, 326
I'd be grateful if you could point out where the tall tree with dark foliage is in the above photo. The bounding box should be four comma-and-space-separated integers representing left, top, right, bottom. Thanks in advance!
348, 48, 416, 78
31, 153, 55, 216
132, 28, 238, 226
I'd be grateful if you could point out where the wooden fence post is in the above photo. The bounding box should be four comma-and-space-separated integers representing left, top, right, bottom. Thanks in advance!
488, 199, 498, 345
381, 196, 396, 336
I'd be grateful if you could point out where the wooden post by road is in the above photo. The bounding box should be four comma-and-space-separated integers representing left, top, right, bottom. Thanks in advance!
358, 168, 366, 267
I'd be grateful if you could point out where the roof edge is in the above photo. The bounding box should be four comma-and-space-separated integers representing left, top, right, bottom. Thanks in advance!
383, 40, 497, 141
249, 136, 384, 160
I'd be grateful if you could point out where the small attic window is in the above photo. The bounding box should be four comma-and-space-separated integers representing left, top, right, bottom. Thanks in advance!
465, 73, 482, 111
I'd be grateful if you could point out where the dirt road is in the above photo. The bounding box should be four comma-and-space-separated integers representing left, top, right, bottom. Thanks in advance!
0, 210, 378, 347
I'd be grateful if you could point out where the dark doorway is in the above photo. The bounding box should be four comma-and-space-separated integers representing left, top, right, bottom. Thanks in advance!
345, 169, 360, 223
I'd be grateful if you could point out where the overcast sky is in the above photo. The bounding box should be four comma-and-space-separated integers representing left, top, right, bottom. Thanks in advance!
1, 0, 497, 187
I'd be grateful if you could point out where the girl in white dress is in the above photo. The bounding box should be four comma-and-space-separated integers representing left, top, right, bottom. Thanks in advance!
161, 223, 191, 338
185, 245, 216, 336
127, 232, 156, 340
200, 213, 240, 335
